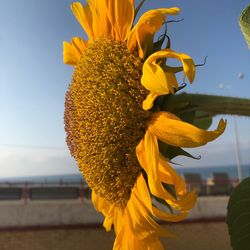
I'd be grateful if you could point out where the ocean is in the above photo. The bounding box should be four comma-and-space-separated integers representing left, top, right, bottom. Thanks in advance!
0, 165, 249, 183
176, 164, 250, 179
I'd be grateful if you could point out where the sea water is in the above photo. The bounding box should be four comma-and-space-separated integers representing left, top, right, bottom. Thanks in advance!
0, 165, 249, 183
175, 164, 250, 179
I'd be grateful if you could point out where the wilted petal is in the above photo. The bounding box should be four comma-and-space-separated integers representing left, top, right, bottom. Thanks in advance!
148, 111, 227, 148
128, 7, 180, 58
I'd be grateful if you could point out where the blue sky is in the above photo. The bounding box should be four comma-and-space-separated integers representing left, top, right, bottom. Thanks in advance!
1, 0, 250, 178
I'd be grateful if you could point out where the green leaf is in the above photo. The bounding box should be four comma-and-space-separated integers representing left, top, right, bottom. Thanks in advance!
239, 4, 250, 49
161, 93, 250, 117
226, 177, 250, 250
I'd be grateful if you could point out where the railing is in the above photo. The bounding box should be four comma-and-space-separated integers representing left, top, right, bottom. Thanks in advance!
0, 182, 92, 202
0, 176, 240, 201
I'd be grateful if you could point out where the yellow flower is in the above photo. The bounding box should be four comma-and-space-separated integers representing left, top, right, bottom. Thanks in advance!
63, 1, 226, 249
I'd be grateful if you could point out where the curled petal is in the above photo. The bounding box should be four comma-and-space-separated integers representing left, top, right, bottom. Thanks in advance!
154, 49, 196, 83
63, 37, 88, 66
141, 49, 195, 110
148, 111, 227, 148
128, 7, 180, 58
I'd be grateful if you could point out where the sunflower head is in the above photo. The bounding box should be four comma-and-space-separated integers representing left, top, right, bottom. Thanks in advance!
63, 1, 226, 249
65, 37, 150, 207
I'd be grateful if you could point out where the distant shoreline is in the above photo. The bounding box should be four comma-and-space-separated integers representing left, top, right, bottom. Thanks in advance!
0, 165, 249, 182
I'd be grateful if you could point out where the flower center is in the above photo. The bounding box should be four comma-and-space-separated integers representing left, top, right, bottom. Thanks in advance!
64, 37, 149, 207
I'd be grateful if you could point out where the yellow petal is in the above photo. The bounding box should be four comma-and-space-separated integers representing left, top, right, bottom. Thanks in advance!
112, 226, 127, 250
84, 0, 133, 41
127, 7, 180, 58
92, 191, 115, 231
158, 155, 187, 196
113, 224, 165, 250
142, 93, 159, 111
91, 191, 112, 216
92, 191, 107, 213
63, 37, 88, 66
152, 49, 196, 83
148, 111, 227, 148
141, 59, 179, 110
71, 2, 95, 40
126, 187, 176, 241
141, 60, 174, 93
135, 174, 189, 222
141, 49, 195, 110
87, 0, 112, 39
109, 0, 134, 41
103, 205, 115, 231
137, 132, 197, 211
113, 208, 124, 235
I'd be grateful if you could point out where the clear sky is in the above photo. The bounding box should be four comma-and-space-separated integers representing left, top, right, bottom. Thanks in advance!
1, 0, 250, 178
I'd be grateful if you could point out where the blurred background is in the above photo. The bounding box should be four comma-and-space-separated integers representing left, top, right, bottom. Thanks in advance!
0, 0, 250, 249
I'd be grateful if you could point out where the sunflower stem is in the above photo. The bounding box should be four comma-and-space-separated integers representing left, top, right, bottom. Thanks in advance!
163, 93, 250, 117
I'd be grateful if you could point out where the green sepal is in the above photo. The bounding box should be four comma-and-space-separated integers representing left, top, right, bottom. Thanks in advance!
192, 111, 213, 130
158, 140, 200, 160
153, 33, 170, 66
154, 196, 173, 213
160, 93, 250, 118
164, 65, 184, 74
226, 177, 250, 250
161, 57, 207, 76
153, 34, 168, 53
153, 183, 176, 213
134, 0, 146, 20
160, 93, 190, 113
163, 183, 177, 199
178, 110, 196, 124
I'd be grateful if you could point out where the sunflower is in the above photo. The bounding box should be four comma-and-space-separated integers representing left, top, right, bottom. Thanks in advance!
63, 1, 226, 249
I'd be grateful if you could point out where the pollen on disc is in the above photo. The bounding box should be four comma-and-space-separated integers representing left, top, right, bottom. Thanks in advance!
64, 37, 150, 207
